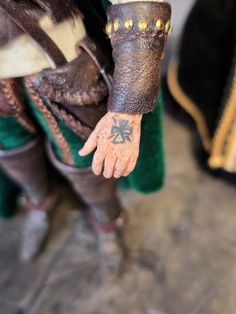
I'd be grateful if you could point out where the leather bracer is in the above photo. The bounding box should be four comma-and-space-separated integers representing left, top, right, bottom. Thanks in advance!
106, 1, 172, 114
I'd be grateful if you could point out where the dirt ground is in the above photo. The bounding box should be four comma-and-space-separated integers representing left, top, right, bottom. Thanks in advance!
1, 114, 236, 314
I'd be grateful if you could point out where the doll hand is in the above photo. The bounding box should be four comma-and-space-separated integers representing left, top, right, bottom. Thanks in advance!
79, 112, 142, 178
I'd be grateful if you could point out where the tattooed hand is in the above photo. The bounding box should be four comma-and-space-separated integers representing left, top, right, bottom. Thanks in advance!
79, 112, 142, 178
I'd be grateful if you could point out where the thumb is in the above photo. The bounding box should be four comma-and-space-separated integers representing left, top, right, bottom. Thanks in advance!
79, 131, 98, 156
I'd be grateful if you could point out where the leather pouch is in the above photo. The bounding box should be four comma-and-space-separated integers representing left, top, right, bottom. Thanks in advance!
33, 36, 112, 140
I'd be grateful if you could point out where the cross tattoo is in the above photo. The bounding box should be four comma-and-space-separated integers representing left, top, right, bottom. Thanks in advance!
108, 118, 133, 144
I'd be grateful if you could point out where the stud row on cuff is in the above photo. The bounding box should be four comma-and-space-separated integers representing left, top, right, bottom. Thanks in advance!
105, 18, 172, 35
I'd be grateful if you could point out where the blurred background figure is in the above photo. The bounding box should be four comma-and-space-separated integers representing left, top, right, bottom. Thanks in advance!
165, 0, 236, 182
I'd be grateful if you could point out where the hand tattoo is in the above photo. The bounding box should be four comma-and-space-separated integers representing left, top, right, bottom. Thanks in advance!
108, 117, 133, 144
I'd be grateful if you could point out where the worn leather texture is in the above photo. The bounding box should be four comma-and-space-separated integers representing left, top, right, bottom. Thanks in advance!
45, 99, 107, 140
0, 79, 25, 116
107, 2, 171, 113
0, 138, 51, 206
47, 142, 122, 224
32, 36, 111, 140
34, 51, 108, 107
0, 0, 47, 48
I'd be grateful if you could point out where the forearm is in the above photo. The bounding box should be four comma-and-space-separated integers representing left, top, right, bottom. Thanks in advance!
81, 0, 172, 179
106, 1, 172, 114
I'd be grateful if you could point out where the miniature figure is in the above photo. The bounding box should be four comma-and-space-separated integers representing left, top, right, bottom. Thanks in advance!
0, 0, 171, 273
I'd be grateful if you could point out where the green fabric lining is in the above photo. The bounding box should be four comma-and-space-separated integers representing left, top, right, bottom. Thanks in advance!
25, 85, 165, 193
121, 94, 165, 193
0, 116, 33, 150
24, 89, 94, 167
23, 88, 65, 162
57, 119, 94, 167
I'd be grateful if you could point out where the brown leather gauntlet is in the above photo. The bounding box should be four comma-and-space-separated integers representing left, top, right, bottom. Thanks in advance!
106, 1, 172, 114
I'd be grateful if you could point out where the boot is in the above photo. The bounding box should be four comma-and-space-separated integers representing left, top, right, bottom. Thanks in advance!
47, 142, 125, 274
0, 138, 57, 261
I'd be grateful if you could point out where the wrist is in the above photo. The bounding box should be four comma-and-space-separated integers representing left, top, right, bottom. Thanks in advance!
109, 111, 143, 123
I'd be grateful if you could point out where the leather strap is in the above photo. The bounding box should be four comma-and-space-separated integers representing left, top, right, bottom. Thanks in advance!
0, 0, 67, 67
89, 212, 125, 233
22, 189, 58, 212
45, 99, 92, 140
77, 36, 113, 96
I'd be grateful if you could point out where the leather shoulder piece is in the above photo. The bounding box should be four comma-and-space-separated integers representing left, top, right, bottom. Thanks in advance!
0, 0, 67, 66
106, 1, 172, 114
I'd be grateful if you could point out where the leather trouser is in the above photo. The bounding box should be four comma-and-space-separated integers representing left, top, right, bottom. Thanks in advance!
0, 138, 53, 209
47, 142, 122, 229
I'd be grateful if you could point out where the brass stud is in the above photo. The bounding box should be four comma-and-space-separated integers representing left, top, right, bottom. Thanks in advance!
155, 18, 164, 30
105, 22, 112, 34
124, 19, 133, 30
165, 20, 172, 34
113, 19, 120, 32
138, 19, 149, 31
